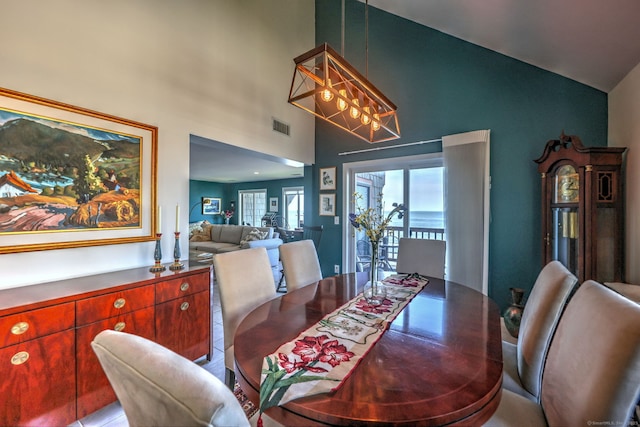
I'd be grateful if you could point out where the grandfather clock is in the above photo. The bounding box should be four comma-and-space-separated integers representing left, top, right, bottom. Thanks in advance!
535, 133, 626, 283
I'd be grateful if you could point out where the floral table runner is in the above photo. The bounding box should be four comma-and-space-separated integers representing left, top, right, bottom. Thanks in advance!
258, 274, 429, 419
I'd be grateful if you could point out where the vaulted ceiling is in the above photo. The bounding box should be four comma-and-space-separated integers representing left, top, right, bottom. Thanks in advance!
191, 0, 640, 183
367, 0, 640, 93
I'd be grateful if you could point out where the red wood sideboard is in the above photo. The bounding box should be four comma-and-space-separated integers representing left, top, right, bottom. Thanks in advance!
0, 264, 213, 426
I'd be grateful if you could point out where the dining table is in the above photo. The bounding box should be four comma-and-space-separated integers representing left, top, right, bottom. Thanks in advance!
234, 272, 503, 426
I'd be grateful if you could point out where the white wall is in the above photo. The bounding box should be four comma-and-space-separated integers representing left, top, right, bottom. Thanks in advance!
609, 62, 640, 283
0, 0, 315, 289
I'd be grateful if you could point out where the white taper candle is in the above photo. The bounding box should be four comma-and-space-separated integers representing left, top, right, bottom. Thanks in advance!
175, 204, 180, 232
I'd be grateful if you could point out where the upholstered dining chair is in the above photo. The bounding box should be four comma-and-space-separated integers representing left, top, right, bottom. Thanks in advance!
274, 225, 293, 292
485, 280, 640, 426
605, 281, 640, 303
501, 260, 579, 401
213, 247, 277, 389
91, 329, 250, 427
302, 225, 323, 250
395, 238, 446, 279
279, 239, 323, 292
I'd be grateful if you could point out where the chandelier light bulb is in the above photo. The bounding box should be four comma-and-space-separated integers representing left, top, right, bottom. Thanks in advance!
361, 106, 372, 125
337, 89, 348, 111
372, 113, 381, 131
350, 98, 361, 119
320, 79, 334, 102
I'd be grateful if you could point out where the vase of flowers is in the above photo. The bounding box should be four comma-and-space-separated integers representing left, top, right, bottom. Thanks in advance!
223, 210, 234, 225
349, 193, 406, 306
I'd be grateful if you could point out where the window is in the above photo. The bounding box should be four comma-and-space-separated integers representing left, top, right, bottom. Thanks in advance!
282, 186, 304, 229
344, 153, 444, 273
239, 189, 266, 227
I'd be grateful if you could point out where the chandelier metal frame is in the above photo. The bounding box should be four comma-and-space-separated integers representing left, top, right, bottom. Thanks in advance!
288, 42, 400, 144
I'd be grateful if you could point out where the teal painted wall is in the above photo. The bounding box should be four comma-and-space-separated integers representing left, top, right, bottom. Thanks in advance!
224, 177, 305, 226
312, 0, 608, 310
189, 180, 226, 224
189, 177, 305, 226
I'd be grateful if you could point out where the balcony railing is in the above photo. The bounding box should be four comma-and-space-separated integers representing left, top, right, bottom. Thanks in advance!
357, 226, 445, 272
382, 226, 445, 266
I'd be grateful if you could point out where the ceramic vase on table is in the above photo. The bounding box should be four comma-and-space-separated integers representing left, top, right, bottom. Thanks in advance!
363, 239, 387, 306
503, 287, 525, 338
225, 217, 230, 225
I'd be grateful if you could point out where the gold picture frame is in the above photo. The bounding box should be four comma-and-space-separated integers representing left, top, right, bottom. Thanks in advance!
0, 87, 158, 254
319, 166, 336, 190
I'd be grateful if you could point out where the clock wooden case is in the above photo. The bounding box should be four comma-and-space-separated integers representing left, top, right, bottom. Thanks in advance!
535, 133, 626, 283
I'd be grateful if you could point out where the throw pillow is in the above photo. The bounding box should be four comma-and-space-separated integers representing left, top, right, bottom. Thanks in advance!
189, 229, 210, 242
188, 221, 204, 238
201, 222, 213, 237
240, 228, 268, 246
188, 220, 210, 239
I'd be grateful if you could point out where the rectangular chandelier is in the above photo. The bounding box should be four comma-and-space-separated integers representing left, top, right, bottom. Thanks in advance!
288, 43, 400, 144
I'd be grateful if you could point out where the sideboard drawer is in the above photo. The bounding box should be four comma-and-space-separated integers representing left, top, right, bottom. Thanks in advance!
76, 305, 155, 418
76, 284, 155, 325
155, 271, 210, 303
155, 290, 210, 361
0, 302, 74, 348
0, 329, 76, 426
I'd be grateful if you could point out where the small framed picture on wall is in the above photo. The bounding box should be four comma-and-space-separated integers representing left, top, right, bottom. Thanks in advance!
269, 197, 278, 212
202, 197, 221, 215
319, 193, 335, 216
319, 166, 336, 190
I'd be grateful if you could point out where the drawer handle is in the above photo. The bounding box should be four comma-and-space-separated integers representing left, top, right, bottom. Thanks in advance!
114, 298, 126, 309
180, 302, 190, 311
11, 351, 29, 365
180, 282, 190, 292
11, 321, 29, 335
114, 322, 126, 332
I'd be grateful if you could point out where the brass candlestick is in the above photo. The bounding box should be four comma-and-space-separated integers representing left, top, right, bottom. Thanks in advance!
149, 233, 166, 272
170, 231, 184, 271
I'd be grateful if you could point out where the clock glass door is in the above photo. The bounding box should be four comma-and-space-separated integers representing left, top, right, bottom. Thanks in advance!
550, 164, 580, 276
551, 207, 579, 275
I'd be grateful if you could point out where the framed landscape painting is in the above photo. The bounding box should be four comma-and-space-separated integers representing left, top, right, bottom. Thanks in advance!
0, 87, 158, 254
202, 197, 221, 215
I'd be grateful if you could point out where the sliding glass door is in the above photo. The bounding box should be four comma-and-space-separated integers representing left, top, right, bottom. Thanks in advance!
344, 154, 444, 273
239, 189, 266, 227
282, 186, 304, 229
343, 130, 490, 292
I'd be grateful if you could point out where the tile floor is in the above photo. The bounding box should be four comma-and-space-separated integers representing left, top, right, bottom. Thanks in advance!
74, 281, 228, 427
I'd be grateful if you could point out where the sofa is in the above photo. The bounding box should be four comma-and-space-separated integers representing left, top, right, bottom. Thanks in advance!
189, 222, 283, 275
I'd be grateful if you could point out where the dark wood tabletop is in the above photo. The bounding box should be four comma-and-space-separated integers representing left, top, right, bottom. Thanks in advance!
234, 272, 503, 426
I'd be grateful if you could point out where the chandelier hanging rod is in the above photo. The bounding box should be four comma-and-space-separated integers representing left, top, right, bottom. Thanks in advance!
287, 0, 400, 144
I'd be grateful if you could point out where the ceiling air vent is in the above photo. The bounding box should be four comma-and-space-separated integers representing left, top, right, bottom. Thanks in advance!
272, 118, 290, 136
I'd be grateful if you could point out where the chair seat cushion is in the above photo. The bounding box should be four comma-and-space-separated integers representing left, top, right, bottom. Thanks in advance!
484, 389, 547, 427
501, 341, 536, 401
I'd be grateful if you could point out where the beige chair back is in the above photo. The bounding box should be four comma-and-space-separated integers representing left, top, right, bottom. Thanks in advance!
487, 280, 640, 426
396, 238, 446, 279
91, 330, 249, 427
541, 280, 640, 425
213, 247, 277, 385
279, 239, 323, 292
517, 260, 578, 399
